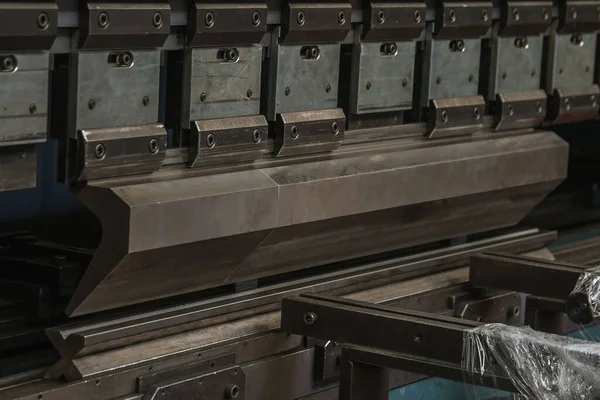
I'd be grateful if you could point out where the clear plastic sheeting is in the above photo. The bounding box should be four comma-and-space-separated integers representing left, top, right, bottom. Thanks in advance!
571, 266, 600, 321
462, 323, 600, 399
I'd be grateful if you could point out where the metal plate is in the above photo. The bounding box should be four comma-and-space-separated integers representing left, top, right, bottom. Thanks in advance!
427, 95, 485, 138
181, 46, 262, 128
350, 41, 415, 114
362, 2, 427, 42
434, 1, 492, 39
69, 50, 161, 137
0, 53, 49, 145
547, 32, 596, 90
280, 2, 351, 44
499, 1, 552, 37
494, 90, 547, 131
489, 35, 543, 97
422, 38, 481, 104
267, 43, 340, 120
0, 2, 58, 51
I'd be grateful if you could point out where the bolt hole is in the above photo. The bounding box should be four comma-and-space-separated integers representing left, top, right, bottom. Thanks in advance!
414, 333, 423, 343
297, 11, 306, 25
513, 8, 519, 21
149, 138, 159, 154
1, 55, 16, 72
95, 379, 100, 386
448, 9, 456, 22
252, 129, 262, 144
37, 12, 50, 30
95, 144, 106, 159
543, 8, 549, 20
201, 93, 207, 101
29, 104, 36, 114
559, 67, 564, 74
143, 96, 150, 106
153, 12, 163, 28
512, 306, 521, 317
285, 87, 291, 96
473, 107, 481, 120
414, 9, 421, 23
98, 12, 109, 28
481, 9, 488, 22
332, 121, 340, 135
338, 10, 346, 24
291, 125, 299, 139
252, 11, 261, 26
536, 101, 543, 113
441, 110, 448, 123
402, 78, 408, 87
507, 104, 514, 116
326, 84, 332, 93
366, 81, 372, 90
377, 9, 385, 23
206, 134, 216, 148
205, 12, 214, 27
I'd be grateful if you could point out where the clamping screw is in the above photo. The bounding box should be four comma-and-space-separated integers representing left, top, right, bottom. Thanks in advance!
303, 312, 317, 325
481, 9, 488, 22
224, 48, 240, 62
448, 9, 456, 23
543, 8, 549, 20
331, 121, 340, 135
290, 125, 299, 139
149, 138, 159, 154
153, 12, 163, 28
205, 11, 215, 27
37, 12, 50, 30
116, 51, 134, 67
297, 10, 306, 25
0, 55, 17, 72
94, 143, 106, 159
338, 10, 346, 25
449, 39, 465, 52
303, 46, 320, 59
252, 11, 261, 26
98, 12, 109, 28
224, 384, 240, 399
414, 9, 421, 23
252, 129, 262, 144
513, 8, 520, 21
514, 37, 528, 49
377, 9, 385, 23
206, 133, 216, 148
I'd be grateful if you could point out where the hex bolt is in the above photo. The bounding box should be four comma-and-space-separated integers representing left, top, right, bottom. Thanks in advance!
200, 93, 207, 102
29, 104, 37, 114
290, 125, 299, 139
247, 89, 253, 98
143, 96, 150, 106
252, 11, 261, 26
338, 10, 346, 25
95, 143, 106, 159
297, 11, 306, 25
325, 84, 331, 93
206, 133, 216, 148
285, 87, 291, 96
507, 104, 514, 116
543, 8, 549, 20
205, 11, 214, 27
536, 101, 543, 114
149, 138, 159, 154
481, 9, 488, 22
441, 110, 448, 123
377, 9, 385, 23
37, 12, 50, 30
448, 9, 456, 22
303, 312, 317, 325
1, 55, 17, 72
224, 384, 240, 399
473, 107, 481, 120
513, 8, 520, 21
331, 121, 340, 135
252, 129, 261, 143
153, 12, 163, 28
98, 12, 109, 28
414, 9, 421, 23
88, 99, 96, 110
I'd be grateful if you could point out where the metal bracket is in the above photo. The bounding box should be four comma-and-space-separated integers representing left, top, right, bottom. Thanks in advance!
550, 85, 600, 124
499, 0, 553, 37
494, 90, 547, 130
76, 124, 167, 181
79, 1, 171, 50
0, 1, 58, 51
280, 2, 352, 44
361, 1, 427, 42
558, 0, 600, 33
434, 0, 492, 39
452, 292, 525, 324
314, 340, 341, 382
427, 96, 485, 138
187, 2, 267, 47
189, 115, 268, 167
274, 108, 345, 157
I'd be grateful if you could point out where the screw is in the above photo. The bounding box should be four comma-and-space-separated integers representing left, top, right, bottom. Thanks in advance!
564, 98, 571, 111
414, 9, 421, 23
536, 101, 543, 113
572, 7, 577, 20
448, 9, 456, 23
507, 104, 514, 116
473, 107, 481, 120
366, 81, 372, 90
200, 93, 207, 102
402, 78, 408, 87
252, 11, 261, 26
149, 138, 159, 154
481, 9, 488, 22
285, 87, 291, 96
514, 37, 528, 49
450, 39, 465, 52
29, 104, 36, 114
290, 125, 299, 139
153, 12, 163, 28
143, 96, 150, 106
224, 384, 240, 399
297, 11, 306, 25
571, 34, 584, 46
441, 110, 448, 123
37, 12, 50, 30
224, 48, 239, 62
206, 133, 216, 148
88, 99, 96, 109
513, 8, 519, 21
338, 10, 346, 24
94, 143, 106, 159
436, 76, 442, 84
116, 52, 134, 67
303, 312, 317, 325
377, 9, 385, 23
414, 333, 423, 343
543, 8, 549, 20
1, 55, 16, 72
98, 12, 109, 28
252, 129, 261, 143
331, 121, 340, 135
325, 84, 331, 93
205, 12, 214, 27
247, 89, 253, 98
591, 95, 597, 108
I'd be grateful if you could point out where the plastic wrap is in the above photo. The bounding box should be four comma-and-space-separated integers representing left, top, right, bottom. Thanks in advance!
569, 266, 600, 323
462, 323, 600, 399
